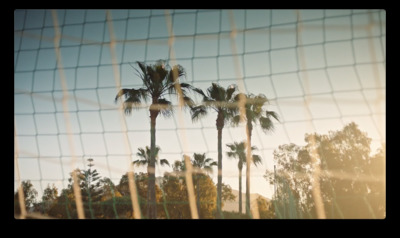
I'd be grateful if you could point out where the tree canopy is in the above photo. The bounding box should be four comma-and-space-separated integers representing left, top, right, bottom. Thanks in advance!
265, 122, 385, 219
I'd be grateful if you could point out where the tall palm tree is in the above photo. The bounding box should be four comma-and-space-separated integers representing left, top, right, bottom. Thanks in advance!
190, 83, 239, 218
115, 60, 202, 219
226, 141, 262, 215
191, 153, 217, 216
231, 93, 279, 216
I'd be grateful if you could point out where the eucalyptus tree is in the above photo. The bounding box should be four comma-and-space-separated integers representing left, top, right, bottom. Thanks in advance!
231, 93, 279, 216
115, 60, 202, 219
190, 83, 239, 218
226, 141, 262, 215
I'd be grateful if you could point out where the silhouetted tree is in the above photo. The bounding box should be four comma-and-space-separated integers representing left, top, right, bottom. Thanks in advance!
190, 83, 239, 218
226, 141, 262, 215
115, 60, 202, 219
232, 93, 279, 216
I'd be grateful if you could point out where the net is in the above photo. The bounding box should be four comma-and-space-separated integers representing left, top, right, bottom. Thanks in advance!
14, 9, 385, 219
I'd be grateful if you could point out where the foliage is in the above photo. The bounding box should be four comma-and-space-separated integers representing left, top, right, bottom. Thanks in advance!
115, 60, 202, 219
231, 92, 279, 216
116, 172, 165, 219
256, 196, 275, 219
161, 155, 236, 219
231, 93, 279, 134
133, 146, 170, 169
190, 83, 239, 218
226, 141, 262, 214
221, 211, 250, 219
221, 183, 236, 203
265, 122, 385, 219
33, 184, 58, 215
14, 180, 38, 216
162, 155, 219, 219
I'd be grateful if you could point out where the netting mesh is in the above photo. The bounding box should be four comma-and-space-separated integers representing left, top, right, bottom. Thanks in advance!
14, 9, 385, 219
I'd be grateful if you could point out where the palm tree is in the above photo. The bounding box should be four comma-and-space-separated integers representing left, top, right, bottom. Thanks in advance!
191, 153, 217, 216
115, 60, 202, 219
231, 93, 279, 216
226, 141, 262, 215
134, 145, 169, 215
133, 146, 170, 172
190, 83, 239, 218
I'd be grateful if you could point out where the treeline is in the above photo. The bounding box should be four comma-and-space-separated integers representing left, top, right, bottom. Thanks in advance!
15, 122, 385, 219
14, 153, 272, 219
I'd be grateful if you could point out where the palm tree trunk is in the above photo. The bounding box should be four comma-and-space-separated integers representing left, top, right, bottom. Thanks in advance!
239, 168, 242, 214
148, 111, 157, 219
217, 127, 223, 218
196, 176, 200, 218
245, 122, 253, 217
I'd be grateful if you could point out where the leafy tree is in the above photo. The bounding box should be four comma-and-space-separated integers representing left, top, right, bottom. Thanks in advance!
47, 188, 75, 219
226, 141, 262, 214
256, 196, 275, 219
37, 183, 58, 215
116, 172, 165, 218
115, 60, 202, 219
162, 169, 218, 219
14, 180, 38, 216
161, 170, 190, 219
265, 143, 313, 218
162, 155, 236, 219
190, 83, 239, 217
47, 159, 103, 219
265, 122, 385, 219
98, 177, 122, 202
232, 93, 279, 216
221, 183, 236, 205
313, 122, 384, 218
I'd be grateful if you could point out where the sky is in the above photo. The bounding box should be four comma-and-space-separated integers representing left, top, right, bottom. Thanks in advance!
14, 9, 386, 201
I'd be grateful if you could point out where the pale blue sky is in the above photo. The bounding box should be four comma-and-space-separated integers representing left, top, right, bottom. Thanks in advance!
14, 9, 386, 200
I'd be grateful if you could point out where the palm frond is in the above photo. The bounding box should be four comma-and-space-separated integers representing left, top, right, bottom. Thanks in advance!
226, 84, 237, 101
135, 61, 152, 89
156, 98, 173, 118
230, 115, 242, 127
192, 87, 206, 97
115, 87, 149, 115
252, 154, 263, 167
259, 116, 275, 133
115, 88, 130, 102
136, 148, 147, 159
266, 110, 280, 122
132, 159, 148, 167
159, 159, 170, 167
204, 158, 215, 165
208, 83, 226, 102
181, 96, 195, 108
190, 105, 208, 122
167, 64, 186, 84
226, 151, 237, 158
251, 145, 258, 151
